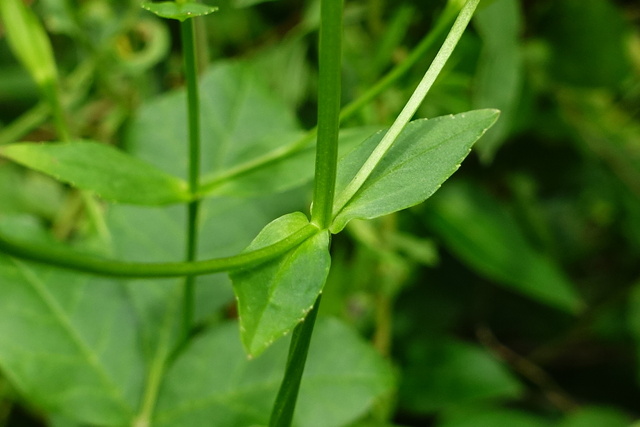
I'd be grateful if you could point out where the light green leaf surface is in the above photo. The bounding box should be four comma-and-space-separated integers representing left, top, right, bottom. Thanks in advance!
141, 1, 218, 21
154, 318, 395, 427
399, 338, 522, 413
230, 212, 330, 357
331, 110, 499, 233
126, 61, 305, 197
0, 0, 57, 86
0, 255, 144, 425
424, 180, 583, 313
0, 141, 189, 205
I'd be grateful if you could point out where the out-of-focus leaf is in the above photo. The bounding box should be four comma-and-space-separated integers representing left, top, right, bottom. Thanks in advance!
399, 338, 522, 413
0, 0, 57, 86
126, 61, 304, 198
141, 1, 218, 21
542, 0, 631, 87
331, 110, 500, 233
230, 212, 330, 357
424, 180, 583, 313
0, 141, 190, 205
154, 318, 395, 427
557, 406, 632, 427
473, 0, 522, 162
0, 255, 143, 425
438, 408, 550, 427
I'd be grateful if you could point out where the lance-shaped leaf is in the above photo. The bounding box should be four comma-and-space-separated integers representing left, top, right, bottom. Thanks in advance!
141, 1, 218, 21
424, 180, 583, 313
330, 109, 500, 233
230, 212, 330, 357
0, 141, 190, 205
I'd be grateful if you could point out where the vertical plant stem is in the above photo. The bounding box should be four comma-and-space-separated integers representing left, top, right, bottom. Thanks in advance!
269, 295, 322, 427
310, 0, 344, 230
333, 0, 481, 215
180, 17, 202, 344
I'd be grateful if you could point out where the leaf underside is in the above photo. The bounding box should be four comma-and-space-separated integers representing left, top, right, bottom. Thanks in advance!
0, 141, 190, 205
230, 212, 330, 357
330, 109, 500, 233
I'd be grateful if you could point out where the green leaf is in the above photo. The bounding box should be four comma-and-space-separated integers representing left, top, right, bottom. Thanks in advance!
141, 1, 218, 21
399, 338, 522, 413
424, 180, 583, 313
154, 318, 395, 427
0, 0, 57, 86
0, 141, 190, 205
230, 212, 330, 357
473, 0, 523, 162
557, 406, 632, 427
128, 62, 376, 200
439, 409, 550, 427
330, 110, 500, 233
0, 255, 144, 425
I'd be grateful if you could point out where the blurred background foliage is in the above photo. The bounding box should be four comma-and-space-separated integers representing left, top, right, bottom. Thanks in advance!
0, 0, 639, 425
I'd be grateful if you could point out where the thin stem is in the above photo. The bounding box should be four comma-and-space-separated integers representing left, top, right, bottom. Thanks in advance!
180, 17, 202, 342
332, 0, 480, 216
269, 295, 321, 427
0, 224, 319, 278
198, 4, 457, 195
310, 0, 344, 229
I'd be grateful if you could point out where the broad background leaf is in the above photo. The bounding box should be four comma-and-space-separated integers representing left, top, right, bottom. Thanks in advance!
230, 212, 330, 357
0, 141, 190, 205
330, 109, 499, 233
153, 318, 395, 427
424, 180, 583, 313
0, 228, 144, 425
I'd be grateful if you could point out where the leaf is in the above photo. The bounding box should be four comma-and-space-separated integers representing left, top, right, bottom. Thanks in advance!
330, 110, 500, 233
557, 406, 632, 427
126, 62, 373, 199
424, 180, 583, 313
0, 255, 144, 425
0, 0, 57, 86
141, 1, 218, 21
126, 61, 302, 195
229, 212, 330, 357
153, 318, 395, 427
439, 409, 550, 427
399, 338, 522, 413
0, 141, 190, 205
473, 0, 523, 162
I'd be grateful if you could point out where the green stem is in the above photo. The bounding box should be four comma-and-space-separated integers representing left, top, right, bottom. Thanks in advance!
269, 295, 321, 427
198, 4, 457, 195
42, 80, 71, 142
181, 17, 202, 342
0, 224, 319, 278
310, 0, 344, 229
332, 0, 480, 216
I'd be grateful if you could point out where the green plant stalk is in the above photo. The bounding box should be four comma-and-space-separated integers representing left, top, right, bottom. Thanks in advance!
269, 295, 321, 427
181, 17, 202, 342
332, 0, 480, 216
198, 4, 458, 194
311, 0, 344, 229
271, 0, 343, 424
0, 224, 319, 278
41, 80, 71, 142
